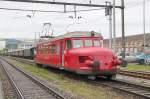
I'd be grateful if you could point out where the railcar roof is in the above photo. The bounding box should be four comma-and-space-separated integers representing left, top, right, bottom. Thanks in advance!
38, 31, 102, 44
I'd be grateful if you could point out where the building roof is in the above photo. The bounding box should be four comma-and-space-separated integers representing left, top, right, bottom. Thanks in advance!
104, 33, 150, 44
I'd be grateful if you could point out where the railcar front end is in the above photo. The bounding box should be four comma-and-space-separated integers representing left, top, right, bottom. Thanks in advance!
64, 38, 121, 78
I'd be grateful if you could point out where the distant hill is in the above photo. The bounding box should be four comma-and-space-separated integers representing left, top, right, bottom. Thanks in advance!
0, 38, 34, 43
5, 39, 21, 43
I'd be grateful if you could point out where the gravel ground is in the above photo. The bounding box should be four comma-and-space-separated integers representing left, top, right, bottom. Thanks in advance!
116, 74, 150, 86
0, 82, 4, 99
1, 59, 63, 99
5, 58, 145, 99
0, 62, 17, 99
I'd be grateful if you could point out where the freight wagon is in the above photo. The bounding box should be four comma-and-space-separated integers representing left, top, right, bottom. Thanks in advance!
8, 47, 35, 59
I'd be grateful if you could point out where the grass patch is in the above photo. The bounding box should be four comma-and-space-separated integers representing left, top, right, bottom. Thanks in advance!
6, 58, 124, 99
0, 70, 2, 80
0, 65, 3, 80
122, 64, 150, 71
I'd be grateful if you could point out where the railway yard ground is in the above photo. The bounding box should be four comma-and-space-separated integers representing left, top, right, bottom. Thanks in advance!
0, 69, 4, 99
1, 0, 150, 99
116, 74, 150, 86
1, 57, 125, 99
1, 1, 150, 99
0, 56, 149, 99
121, 64, 150, 71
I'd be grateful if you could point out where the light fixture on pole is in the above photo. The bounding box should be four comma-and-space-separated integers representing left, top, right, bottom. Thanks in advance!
105, 1, 112, 49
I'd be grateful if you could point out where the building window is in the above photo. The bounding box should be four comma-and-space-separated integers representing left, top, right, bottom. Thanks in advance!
134, 48, 138, 53
130, 48, 133, 52
126, 48, 129, 52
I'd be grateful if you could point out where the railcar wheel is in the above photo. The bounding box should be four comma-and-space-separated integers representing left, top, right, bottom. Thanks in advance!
36, 63, 42, 67
106, 75, 116, 80
87, 76, 96, 80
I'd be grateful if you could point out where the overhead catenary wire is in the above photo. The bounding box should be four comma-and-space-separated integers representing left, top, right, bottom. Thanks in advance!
0, 0, 122, 8
0, 7, 105, 13
0, 0, 145, 19
0, 1, 145, 13
0, 0, 147, 15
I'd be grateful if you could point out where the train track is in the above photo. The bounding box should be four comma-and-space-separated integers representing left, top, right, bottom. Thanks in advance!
0, 61, 19, 99
8, 57, 35, 65
5, 56, 150, 98
92, 79, 150, 99
0, 58, 66, 99
119, 70, 150, 80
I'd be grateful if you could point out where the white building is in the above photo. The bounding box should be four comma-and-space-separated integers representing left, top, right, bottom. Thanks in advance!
18, 40, 35, 49
0, 40, 6, 50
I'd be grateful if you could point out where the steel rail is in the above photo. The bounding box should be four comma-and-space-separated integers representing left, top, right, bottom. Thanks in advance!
0, 60, 25, 99
92, 79, 150, 99
9, 57, 35, 65
1, 58, 66, 99
119, 70, 150, 80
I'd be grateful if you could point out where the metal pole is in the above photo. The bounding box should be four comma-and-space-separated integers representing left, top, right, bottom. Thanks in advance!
113, 0, 116, 52
105, 1, 112, 49
74, 5, 77, 18
109, 4, 112, 49
34, 32, 36, 46
41, 24, 45, 37
121, 0, 125, 59
143, 0, 146, 50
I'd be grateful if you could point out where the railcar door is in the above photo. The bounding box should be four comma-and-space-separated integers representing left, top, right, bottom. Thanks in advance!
51, 41, 63, 68
60, 41, 64, 69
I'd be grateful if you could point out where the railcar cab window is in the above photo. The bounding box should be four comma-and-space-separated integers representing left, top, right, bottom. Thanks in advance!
85, 40, 92, 47
73, 40, 83, 48
72, 39, 102, 48
66, 40, 72, 49
94, 40, 101, 47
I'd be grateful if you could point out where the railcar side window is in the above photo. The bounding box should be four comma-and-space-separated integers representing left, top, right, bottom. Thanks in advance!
85, 40, 92, 47
56, 44, 60, 55
73, 40, 83, 48
51, 45, 56, 54
94, 40, 101, 47
66, 40, 72, 49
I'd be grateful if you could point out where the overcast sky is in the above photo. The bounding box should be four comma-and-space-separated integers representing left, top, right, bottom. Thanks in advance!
0, 0, 150, 39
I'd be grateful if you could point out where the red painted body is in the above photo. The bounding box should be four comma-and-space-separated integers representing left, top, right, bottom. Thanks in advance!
35, 31, 121, 77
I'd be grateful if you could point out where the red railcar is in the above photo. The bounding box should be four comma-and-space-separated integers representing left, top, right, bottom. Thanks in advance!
35, 31, 121, 79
